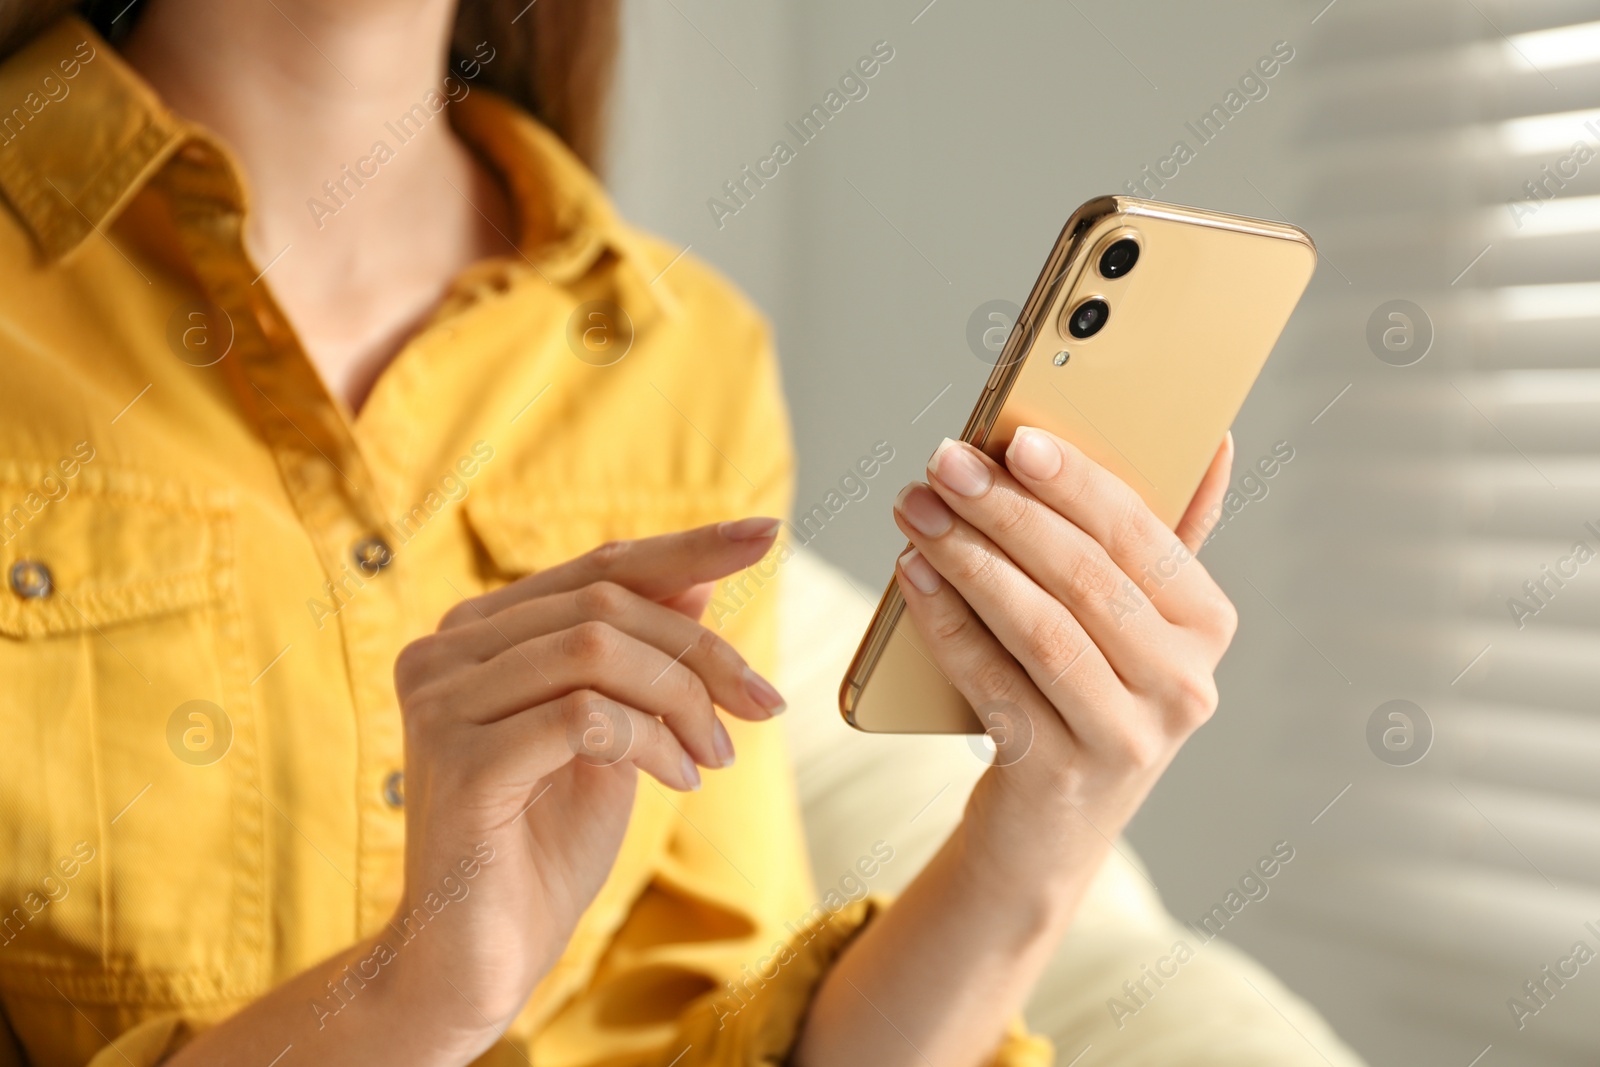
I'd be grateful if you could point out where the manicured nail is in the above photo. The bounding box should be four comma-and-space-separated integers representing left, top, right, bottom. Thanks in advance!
681, 752, 703, 790
898, 548, 941, 595
719, 517, 782, 541
1007, 427, 1062, 480
711, 717, 736, 767
743, 665, 787, 714
895, 483, 953, 537
929, 438, 992, 497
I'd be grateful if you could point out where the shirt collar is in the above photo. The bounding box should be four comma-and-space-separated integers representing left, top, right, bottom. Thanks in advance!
449, 88, 678, 320
0, 15, 670, 319
0, 16, 180, 263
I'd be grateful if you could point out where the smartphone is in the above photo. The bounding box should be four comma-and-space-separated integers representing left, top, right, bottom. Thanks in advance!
839, 195, 1317, 734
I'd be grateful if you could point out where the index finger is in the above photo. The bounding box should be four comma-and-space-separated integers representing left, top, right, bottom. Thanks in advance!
440, 516, 781, 629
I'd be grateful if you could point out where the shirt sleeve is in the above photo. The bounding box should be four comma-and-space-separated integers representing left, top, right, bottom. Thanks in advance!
665, 897, 1055, 1067
81, 1016, 190, 1067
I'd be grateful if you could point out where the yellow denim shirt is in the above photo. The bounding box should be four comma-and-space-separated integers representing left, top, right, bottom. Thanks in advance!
0, 17, 1050, 1067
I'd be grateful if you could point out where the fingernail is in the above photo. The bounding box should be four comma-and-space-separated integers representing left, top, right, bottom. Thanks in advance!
719, 517, 782, 541
1007, 427, 1062, 480
743, 665, 787, 714
929, 438, 992, 497
898, 548, 941, 595
681, 752, 702, 790
711, 717, 736, 767
895, 483, 953, 537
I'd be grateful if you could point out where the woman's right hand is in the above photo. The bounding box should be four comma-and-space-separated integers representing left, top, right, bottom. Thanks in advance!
167, 518, 787, 1066
383, 517, 788, 1060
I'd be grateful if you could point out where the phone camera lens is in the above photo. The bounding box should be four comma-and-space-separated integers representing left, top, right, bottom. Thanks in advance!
1066, 298, 1109, 339
1098, 238, 1140, 278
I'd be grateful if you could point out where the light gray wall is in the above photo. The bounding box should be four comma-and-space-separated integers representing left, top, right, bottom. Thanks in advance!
613, 0, 1302, 581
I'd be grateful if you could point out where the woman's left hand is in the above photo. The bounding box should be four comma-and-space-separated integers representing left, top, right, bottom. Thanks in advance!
892, 427, 1238, 887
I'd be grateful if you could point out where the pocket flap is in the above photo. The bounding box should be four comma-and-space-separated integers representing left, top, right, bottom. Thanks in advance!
464, 484, 751, 576
0, 462, 232, 638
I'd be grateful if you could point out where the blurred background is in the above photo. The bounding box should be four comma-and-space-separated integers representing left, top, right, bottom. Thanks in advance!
608, 2, 1600, 1064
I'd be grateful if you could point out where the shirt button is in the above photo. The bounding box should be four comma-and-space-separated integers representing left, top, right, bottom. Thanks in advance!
382, 770, 405, 809
9, 559, 53, 599
352, 536, 393, 576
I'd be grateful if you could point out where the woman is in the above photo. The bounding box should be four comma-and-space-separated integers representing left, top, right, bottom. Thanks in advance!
0, 1, 1240, 1064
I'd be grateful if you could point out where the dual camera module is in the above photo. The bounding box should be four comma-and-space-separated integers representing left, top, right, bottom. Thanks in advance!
1064, 237, 1139, 340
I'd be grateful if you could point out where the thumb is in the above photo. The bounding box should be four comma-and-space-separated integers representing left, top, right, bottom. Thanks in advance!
660, 581, 716, 620
1175, 432, 1233, 554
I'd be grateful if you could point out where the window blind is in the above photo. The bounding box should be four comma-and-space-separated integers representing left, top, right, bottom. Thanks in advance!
1245, 3, 1600, 1063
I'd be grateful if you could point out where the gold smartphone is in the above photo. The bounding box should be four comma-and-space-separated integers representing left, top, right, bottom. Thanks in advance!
839, 195, 1317, 734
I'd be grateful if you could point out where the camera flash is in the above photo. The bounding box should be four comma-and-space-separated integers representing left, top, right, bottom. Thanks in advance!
1052, 350, 1070, 366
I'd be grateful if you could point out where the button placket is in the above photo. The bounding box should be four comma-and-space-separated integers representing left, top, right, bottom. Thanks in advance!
171, 194, 416, 931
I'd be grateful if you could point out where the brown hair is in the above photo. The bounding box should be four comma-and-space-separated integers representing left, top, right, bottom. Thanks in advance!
0, 0, 621, 173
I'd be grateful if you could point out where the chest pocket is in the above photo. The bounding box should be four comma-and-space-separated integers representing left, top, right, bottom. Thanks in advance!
0, 463, 266, 1008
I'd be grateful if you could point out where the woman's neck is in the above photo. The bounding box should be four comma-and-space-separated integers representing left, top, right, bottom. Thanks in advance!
123, 0, 515, 412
